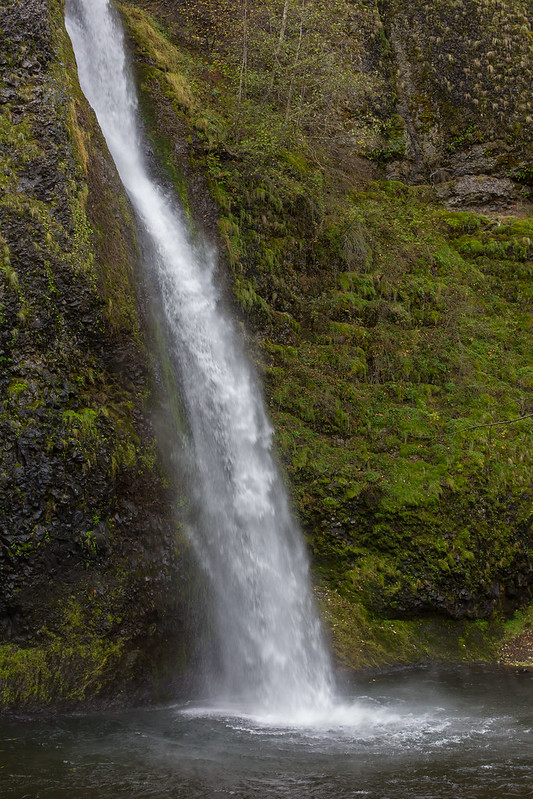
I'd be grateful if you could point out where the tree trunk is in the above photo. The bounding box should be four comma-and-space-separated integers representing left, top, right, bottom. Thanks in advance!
238, 0, 249, 103
284, 0, 305, 123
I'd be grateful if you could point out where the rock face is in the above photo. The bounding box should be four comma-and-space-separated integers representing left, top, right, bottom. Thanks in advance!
382, 0, 533, 213
0, 0, 190, 708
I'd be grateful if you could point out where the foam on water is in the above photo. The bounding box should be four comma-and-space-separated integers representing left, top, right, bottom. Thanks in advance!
178, 698, 452, 743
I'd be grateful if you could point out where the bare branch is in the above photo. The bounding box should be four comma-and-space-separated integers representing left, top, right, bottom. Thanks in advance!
450, 414, 533, 436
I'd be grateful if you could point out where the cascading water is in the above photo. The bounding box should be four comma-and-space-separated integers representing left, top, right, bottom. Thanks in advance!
65, 0, 334, 715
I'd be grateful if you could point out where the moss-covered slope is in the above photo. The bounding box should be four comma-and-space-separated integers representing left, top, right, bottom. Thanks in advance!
120, 0, 533, 668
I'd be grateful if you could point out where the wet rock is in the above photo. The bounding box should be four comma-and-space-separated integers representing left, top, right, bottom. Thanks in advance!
436, 175, 519, 211
381, 1, 533, 212
0, 0, 190, 708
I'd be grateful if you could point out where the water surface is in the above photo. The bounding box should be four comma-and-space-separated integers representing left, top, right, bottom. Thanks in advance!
1, 667, 531, 798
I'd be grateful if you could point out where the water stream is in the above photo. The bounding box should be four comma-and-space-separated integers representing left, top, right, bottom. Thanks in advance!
65, 0, 332, 716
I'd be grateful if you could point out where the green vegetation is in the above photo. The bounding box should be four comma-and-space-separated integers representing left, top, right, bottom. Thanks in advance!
0, 0, 160, 508
122, 0, 533, 667
0, 591, 128, 708
499, 602, 533, 666
504, 604, 533, 640
384, 0, 533, 145
319, 586, 502, 668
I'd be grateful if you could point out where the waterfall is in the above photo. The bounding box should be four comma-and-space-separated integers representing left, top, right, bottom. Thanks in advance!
65, 0, 333, 715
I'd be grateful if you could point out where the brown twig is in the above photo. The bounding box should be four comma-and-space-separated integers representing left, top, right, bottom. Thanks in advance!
450, 413, 533, 436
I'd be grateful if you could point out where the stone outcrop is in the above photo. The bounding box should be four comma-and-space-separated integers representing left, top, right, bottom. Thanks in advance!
381, 0, 533, 214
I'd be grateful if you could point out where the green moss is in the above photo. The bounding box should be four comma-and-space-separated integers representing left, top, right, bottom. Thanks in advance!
62, 408, 99, 443
368, 114, 407, 161
0, 232, 18, 290
385, 0, 533, 150
504, 604, 533, 639
0, 0, 192, 713
319, 586, 502, 669
120, 5, 211, 215
92, 0, 533, 669
258, 184, 533, 623
7, 380, 28, 399
0, 107, 42, 165
119, 5, 191, 77
0, 645, 52, 706
0, 595, 128, 709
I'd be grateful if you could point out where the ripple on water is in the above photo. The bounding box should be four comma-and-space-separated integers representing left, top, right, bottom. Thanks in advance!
1, 668, 533, 799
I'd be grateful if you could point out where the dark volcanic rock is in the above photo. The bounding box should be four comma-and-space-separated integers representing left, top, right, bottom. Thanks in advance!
0, 0, 192, 708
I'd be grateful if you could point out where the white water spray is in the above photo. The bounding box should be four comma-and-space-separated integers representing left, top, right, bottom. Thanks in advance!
65, 0, 334, 714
